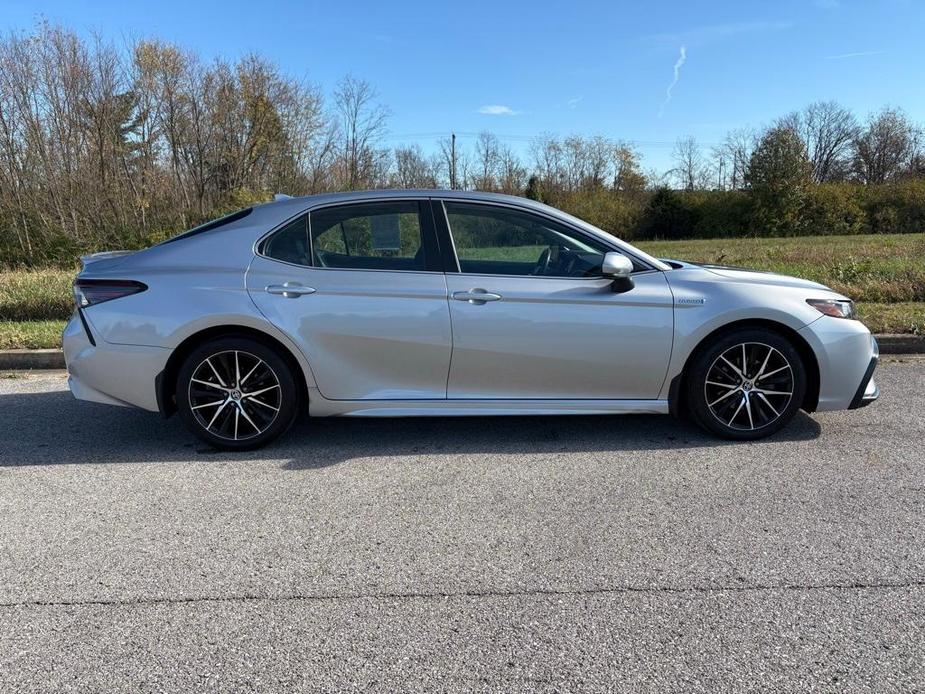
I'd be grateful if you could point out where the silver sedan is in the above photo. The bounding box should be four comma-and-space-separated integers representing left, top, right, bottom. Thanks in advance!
64, 190, 879, 450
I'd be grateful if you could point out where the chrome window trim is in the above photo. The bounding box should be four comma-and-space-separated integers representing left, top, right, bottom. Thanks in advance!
255, 197, 445, 275
435, 199, 462, 273
435, 198, 659, 279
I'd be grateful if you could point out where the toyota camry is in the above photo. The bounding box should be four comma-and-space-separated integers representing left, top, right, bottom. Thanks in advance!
64, 190, 879, 450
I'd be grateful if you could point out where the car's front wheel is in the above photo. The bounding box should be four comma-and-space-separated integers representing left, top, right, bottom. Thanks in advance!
686, 328, 806, 440
176, 336, 300, 450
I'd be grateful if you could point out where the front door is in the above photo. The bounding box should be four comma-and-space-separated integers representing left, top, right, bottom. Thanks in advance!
439, 200, 674, 400
247, 200, 452, 400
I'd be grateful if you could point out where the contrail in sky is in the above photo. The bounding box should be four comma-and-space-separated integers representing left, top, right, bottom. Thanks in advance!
659, 45, 687, 117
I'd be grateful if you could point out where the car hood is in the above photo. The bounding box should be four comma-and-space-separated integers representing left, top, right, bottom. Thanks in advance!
662, 258, 832, 292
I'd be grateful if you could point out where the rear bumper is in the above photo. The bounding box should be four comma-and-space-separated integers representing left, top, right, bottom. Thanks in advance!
63, 314, 168, 412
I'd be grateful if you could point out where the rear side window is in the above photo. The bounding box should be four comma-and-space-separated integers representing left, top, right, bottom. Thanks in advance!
263, 215, 310, 266
310, 202, 427, 271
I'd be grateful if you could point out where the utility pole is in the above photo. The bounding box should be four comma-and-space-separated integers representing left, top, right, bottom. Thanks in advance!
450, 132, 457, 190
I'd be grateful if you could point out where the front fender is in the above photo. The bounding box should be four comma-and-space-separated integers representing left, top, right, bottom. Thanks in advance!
658, 269, 825, 399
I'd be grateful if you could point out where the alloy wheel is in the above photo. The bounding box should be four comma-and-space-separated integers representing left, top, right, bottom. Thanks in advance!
187, 350, 281, 441
704, 342, 794, 431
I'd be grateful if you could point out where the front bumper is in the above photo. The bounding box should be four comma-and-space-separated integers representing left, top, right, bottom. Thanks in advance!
63, 313, 169, 412
848, 337, 879, 409
799, 317, 879, 412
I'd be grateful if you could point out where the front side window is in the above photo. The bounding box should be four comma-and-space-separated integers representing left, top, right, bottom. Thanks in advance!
443, 202, 612, 278
311, 201, 427, 271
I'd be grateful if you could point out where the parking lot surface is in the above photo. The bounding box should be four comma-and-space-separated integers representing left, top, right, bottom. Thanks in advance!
1, 360, 923, 692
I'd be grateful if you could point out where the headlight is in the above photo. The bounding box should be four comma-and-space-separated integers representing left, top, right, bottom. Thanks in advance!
806, 298, 856, 319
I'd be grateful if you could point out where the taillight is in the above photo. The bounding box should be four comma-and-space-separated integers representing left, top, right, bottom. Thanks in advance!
73, 279, 147, 308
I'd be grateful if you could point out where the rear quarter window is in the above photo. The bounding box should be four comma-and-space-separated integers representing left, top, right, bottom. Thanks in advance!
159, 208, 253, 245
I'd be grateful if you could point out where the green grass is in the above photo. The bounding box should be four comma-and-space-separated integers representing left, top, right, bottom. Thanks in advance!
0, 233, 923, 349
0, 269, 75, 321
0, 320, 67, 349
856, 302, 925, 335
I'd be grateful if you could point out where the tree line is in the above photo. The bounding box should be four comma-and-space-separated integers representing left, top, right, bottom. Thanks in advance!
1, 23, 923, 267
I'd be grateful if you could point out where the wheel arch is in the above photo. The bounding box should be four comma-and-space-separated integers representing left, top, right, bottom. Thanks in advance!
155, 325, 310, 417
668, 318, 820, 418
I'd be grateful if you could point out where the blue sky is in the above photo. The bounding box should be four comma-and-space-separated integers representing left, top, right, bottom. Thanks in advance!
4, 0, 924, 172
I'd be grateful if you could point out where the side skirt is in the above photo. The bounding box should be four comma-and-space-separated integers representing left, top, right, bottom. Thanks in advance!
306, 390, 670, 418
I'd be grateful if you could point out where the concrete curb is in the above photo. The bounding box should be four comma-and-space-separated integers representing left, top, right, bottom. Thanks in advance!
876, 334, 925, 355
2, 334, 924, 371
0, 349, 66, 370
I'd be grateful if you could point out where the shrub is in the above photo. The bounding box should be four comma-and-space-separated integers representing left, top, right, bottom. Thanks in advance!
802, 184, 867, 236
859, 179, 925, 234
557, 190, 644, 239
636, 188, 700, 240
688, 190, 753, 238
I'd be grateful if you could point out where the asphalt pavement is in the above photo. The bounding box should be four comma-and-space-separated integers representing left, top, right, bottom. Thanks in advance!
0, 359, 923, 692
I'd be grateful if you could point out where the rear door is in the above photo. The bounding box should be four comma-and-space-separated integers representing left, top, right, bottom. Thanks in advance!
247, 199, 452, 400
437, 200, 674, 400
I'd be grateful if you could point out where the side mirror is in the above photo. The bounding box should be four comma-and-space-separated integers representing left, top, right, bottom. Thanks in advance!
601, 252, 635, 293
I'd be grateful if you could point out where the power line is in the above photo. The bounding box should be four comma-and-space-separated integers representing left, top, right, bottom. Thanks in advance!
383, 131, 722, 148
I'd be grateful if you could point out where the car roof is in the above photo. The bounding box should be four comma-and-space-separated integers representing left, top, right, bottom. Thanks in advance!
261, 188, 546, 213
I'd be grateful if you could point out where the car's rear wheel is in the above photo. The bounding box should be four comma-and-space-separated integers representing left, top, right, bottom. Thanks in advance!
176, 337, 299, 450
686, 328, 806, 440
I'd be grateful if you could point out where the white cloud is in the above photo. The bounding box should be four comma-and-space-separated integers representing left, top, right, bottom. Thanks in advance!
658, 45, 687, 117
567, 96, 583, 109
477, 105, 521, 116
824, 50, 886, 59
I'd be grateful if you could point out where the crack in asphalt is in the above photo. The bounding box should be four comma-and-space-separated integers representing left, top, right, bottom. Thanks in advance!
2, 579, 924, 610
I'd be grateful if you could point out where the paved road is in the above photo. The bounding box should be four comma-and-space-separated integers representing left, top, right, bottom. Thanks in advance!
0, 360, 923, 692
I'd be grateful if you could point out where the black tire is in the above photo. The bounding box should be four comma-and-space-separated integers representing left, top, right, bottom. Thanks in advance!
176, 336, 300, 451
685, 328, 806, 440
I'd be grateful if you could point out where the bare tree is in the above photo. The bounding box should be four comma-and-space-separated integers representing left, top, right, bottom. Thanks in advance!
473, 131, 501, 190
852, 107, 921, 184
581, 136, 612, 190
779, 101, 857, 182
672, 136, 707, 190
530, 133, 564, 194
715, 128, 757, 189
392, 143, 437, 188
332, 75, 389, 190
496, 143, 526, 194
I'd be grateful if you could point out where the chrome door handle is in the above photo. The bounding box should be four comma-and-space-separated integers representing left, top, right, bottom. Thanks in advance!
452, 289, 502, 304
265, 282, 316, 298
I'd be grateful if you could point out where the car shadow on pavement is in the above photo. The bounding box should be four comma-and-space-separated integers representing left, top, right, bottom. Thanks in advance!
0, 389, 822, 469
